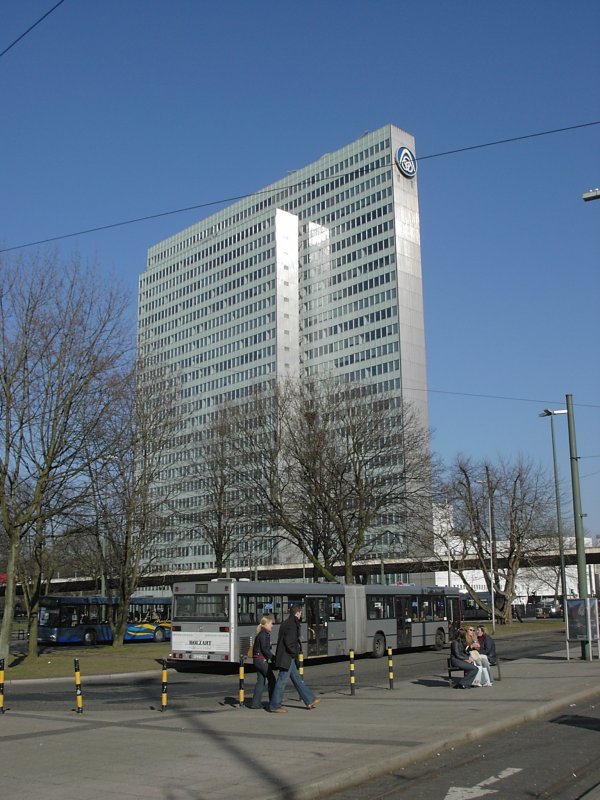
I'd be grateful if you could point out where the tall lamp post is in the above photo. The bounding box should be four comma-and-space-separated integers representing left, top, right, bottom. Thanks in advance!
476, 479, 496, 632
565, 395, 588, 601
566, 394, 590, 660
539, 409, 568, 603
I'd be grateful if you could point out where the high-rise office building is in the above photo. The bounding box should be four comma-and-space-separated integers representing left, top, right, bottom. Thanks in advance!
138, 124, 427, 574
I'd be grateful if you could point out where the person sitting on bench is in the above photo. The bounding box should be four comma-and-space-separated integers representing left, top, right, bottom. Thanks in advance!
476, 625, 497, 666
450, 628, 482, 689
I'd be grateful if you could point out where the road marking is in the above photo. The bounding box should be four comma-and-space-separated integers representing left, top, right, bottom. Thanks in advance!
444, 768, 523, 800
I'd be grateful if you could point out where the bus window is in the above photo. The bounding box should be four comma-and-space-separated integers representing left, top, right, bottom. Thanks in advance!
433, 597, 446, 621
281, 596, 305, 618
328, 596, 344, 621
61, 606, 79, 627
420, 600, 433, 622
237, 595, 257, 624
174, 593, 228, 622
382, 596, 394, 618
256, 595, 281, 622
40, 607, 59, 628
367, 596, 382, 619
410, 597, 419, 622
367, 595, 393, 619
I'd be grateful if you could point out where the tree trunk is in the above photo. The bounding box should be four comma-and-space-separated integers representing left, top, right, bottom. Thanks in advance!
27, 612, 39, 657
0, 537, 20, 661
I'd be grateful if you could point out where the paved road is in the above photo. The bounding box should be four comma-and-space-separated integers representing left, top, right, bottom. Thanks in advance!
2, 629, 599, 800
326, 692, 600, 800
7, 627, 564, 713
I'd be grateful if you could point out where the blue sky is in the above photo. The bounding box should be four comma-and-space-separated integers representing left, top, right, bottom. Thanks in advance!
2, 1, 599, 538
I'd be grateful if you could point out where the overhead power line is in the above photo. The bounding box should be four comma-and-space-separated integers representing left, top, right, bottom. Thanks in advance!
0, 0, 66, 59
412, 386, 600, 410
1, 119, 599, 254
416, 121, 600, 161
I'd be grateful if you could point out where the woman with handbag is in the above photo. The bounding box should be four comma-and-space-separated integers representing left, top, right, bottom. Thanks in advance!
250, 616, 276, 709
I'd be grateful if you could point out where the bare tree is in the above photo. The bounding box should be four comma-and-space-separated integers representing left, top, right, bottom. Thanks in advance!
80, 358, 185, 646
431, 456, 555, 624
0, 251, 129, 659
233, 379, 433, 583
178, 407, 253, 577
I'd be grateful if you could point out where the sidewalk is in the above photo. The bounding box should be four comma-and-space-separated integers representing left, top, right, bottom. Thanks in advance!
1, 648, 599, 800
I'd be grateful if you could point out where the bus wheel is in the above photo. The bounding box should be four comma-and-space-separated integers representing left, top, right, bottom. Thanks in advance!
83, 629, 97, 646
372, 633, 386, 658
433, 628, 445, 650
153, 626, 165, 642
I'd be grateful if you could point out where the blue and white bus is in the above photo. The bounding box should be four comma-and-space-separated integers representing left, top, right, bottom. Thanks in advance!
37, 595, 172, 645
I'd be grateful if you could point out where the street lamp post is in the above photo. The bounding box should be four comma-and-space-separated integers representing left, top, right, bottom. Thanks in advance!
539, 409, 568, 603
476, 479, 496, 632
566, 394, 590, 660
565, 395, 588, 600
484, 489, 496, 633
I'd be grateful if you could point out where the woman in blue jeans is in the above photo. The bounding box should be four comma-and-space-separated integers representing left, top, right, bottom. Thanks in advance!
269, 606, 321, 713
250, 616, 276, 709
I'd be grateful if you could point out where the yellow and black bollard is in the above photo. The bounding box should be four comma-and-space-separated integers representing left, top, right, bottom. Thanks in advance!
238, 657, 246, 708
73, 658, 83, 714
160, 660, 168, 712
298, 651, 304, 677
387, 646, 394, 690
349, 649, 356, 696
0, 658, 5, 714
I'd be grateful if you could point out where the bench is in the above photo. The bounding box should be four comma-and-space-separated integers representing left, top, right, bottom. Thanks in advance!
447, 656, 501, 683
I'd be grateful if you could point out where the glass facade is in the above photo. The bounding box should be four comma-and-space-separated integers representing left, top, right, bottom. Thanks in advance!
138, 124, 428, 574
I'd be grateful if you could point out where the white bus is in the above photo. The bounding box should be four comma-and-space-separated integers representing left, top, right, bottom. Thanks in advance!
168, 580, 460, 667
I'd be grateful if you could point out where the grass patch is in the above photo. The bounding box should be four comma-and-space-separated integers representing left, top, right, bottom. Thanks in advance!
6, 642, 171, 681
5, 619, 565, 681
464, 619, 565, 638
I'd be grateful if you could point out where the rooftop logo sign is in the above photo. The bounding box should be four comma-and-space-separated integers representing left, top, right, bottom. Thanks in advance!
395, 146, 417, 179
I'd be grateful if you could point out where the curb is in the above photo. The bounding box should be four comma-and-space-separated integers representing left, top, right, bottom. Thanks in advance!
4, 669, 161, 687
262, 684, 600, 800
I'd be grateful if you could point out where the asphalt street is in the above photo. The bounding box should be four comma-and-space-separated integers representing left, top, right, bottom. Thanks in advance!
326, 692, 600, 800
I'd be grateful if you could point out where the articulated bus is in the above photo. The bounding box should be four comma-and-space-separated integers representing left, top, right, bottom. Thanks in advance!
37, 595, 172, 645
168, 580, 460, 667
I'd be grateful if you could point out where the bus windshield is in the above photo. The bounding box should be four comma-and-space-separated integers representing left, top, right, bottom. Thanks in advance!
173, 593, 229, 622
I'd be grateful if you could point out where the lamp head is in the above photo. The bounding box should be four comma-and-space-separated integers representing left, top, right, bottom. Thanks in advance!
539, 408, 568, 417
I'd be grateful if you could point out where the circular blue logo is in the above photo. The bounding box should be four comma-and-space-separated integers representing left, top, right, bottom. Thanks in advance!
395, 146, 417, 179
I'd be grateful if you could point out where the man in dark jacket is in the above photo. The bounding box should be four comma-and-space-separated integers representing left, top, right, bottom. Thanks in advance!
268, 606, 320, 713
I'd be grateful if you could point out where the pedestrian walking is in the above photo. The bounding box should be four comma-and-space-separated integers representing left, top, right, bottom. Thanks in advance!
269, 606, 320, 713
250, 616, 276, 709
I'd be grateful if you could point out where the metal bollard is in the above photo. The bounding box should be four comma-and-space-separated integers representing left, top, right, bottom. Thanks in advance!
0, 658, 5, 714
73, 659, 83, 714
160, 660, 168, 712
238, 657, 246, 708
387, 646, 394, 690
349, 649, 356, 695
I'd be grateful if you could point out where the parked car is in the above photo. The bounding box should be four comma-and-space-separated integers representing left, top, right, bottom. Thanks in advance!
535, 601, 563, 619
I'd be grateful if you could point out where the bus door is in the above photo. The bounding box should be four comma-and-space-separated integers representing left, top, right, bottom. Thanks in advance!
394, 596, 412, 647
305, 596, 328, 657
